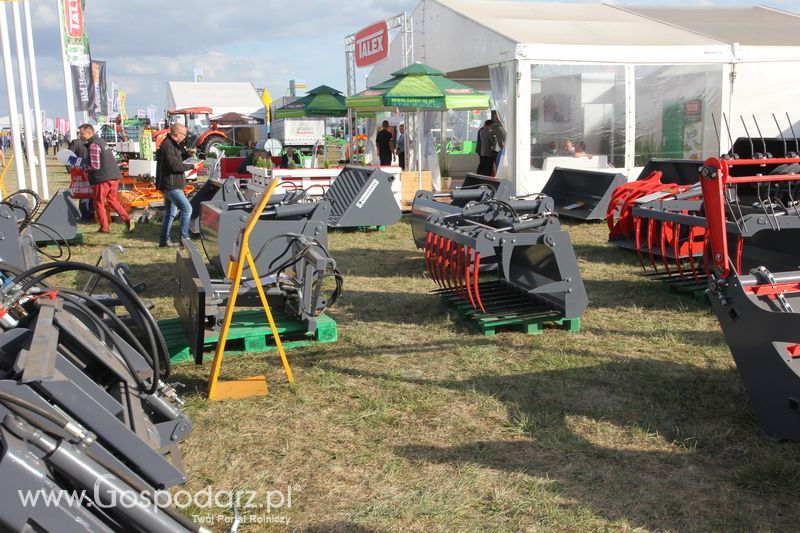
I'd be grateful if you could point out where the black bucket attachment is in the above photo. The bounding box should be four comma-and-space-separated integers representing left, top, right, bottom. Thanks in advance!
29, 190, 81, 243
410, 176, 515, 249
636, 159, 703, 186
322, 166, 401, 228
541, 167, 626, 221
709, 270, 800, 440
422, 201, 587, 322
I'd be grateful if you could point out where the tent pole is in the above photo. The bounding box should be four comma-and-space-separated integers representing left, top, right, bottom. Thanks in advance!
417, 110, 422, 189
0, 3, 25, 191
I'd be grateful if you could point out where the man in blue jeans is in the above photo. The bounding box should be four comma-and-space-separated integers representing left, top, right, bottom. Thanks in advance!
156, 123, 195, 247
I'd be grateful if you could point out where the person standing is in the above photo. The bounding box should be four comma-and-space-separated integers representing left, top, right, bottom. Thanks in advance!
491, 116, 507, 177
156, 123, 195, 248
475, 119, 496, 176
396, 123, 406, 170
76, 123, 134, 233
375, 120, 394, 166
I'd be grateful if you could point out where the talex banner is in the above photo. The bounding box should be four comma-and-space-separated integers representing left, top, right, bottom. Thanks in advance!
60, 0, 94, 111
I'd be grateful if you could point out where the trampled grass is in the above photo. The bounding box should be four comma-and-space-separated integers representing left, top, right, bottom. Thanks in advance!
11, 156, 800, 531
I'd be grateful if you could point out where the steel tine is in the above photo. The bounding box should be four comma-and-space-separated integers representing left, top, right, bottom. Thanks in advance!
433, 234, 443, 287
459, 244, 467, 300
474, 251, 486, 313
442, 238, 452, 289
425, 231, 435, 282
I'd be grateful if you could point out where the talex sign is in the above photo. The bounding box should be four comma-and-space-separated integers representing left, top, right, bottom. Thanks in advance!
65, 0, 84, 39
355, 21, 389, 68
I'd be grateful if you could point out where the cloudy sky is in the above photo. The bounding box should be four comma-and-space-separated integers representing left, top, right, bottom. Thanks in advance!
4, 0, 800, 120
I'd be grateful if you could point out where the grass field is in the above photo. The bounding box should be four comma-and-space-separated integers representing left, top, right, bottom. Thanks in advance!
6, 155, 800, 532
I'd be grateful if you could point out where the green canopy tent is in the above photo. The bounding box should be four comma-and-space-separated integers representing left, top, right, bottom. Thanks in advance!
273, 85, 347, 119
346, 63, 490, 187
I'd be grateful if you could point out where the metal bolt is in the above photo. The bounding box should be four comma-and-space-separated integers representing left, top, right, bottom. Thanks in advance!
715, 253, 722, 260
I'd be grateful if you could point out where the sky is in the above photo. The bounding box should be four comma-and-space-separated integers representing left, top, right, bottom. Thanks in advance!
3, 0, 800, 121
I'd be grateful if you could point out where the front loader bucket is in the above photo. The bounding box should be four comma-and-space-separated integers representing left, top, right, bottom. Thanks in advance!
542, 167, 626, 221
709, 271, 800, 440
323, 166, 401, 228
30, 190, 81, 243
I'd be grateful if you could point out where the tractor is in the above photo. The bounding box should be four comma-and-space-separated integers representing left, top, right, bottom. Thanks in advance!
153, 107, 228, 157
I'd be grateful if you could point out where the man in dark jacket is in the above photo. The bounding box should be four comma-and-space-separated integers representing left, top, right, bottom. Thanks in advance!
475, 119, 496, 176
156, 123, 195, 247
77, 123, 133, 233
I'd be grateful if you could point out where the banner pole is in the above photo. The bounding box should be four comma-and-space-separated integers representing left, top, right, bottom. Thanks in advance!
23, 0, 48, 199
10, 1, 38, 193
0, 3, 25, 191
56, 0, 78, 140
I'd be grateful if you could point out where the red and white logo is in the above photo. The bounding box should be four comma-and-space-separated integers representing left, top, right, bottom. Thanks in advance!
355, 21, 389, 68
65, 0, 84, 39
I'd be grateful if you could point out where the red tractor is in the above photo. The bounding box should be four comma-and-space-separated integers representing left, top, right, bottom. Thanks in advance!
153, 107, 228, 157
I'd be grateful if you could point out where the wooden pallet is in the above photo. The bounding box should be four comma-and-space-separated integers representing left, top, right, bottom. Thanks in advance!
330, 225, 386, 233
640, 271, 709, 303
436, 282, 581, 336
159, 309, 338, 364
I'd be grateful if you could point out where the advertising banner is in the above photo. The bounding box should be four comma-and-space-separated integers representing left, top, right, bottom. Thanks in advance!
355, 20, 389, 68
90, 60, 107, 119
119, 91, 128, 120
60, 0, 93, 111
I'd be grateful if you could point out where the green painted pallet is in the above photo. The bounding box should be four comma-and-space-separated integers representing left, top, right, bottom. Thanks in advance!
331, 225, 386, 233
39, 233, 84, 246
436, 283, 581, 336
159, 309, 338, 364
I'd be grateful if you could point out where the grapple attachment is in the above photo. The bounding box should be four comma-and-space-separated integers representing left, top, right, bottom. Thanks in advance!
422, 200, 586, 322
411, 176, 518, 249
541, 167, 626, 220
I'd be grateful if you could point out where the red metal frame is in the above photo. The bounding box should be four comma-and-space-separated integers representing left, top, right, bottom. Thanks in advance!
699, 156, 800, 279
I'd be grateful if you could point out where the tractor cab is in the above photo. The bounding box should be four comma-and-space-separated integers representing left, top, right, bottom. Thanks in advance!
154, 106, 228, 156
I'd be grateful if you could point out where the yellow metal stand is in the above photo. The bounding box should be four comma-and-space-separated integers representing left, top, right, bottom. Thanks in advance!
207, 178, 295, 400
0, 154, 14, 198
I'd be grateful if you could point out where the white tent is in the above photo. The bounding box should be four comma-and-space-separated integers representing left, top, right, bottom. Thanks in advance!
166, 82, 266, 119
367, 1, 800, 193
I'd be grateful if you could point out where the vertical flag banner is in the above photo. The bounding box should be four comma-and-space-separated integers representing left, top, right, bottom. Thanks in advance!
119, 91, 127, 120
146, 104, 159, 127
194, 67, 204, 83
90, 60, 107, 119
260, 87, 272, 123
60, 0, 94, 111
110, 82, 120, 116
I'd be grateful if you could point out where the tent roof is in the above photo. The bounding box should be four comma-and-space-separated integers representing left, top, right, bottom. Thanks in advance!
167, 82, 265, 117
620, 6, 800, 47
434, 0, 726, 47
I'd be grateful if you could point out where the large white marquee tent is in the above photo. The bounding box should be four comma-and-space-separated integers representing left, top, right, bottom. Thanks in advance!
368, 1, 800, 193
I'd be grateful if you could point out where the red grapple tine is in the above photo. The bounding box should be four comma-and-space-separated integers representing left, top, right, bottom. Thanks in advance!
660, 221, 672, 276
465, 247, 476, 308
647, 218, 658, 272
673, 222, 685, 279
450, 240, 458, 291
736, 235, 744, 274
634, 216, 646, 270
473, 251, 486, 313
687, 227, 700, 282
457, 244, 466, 300
443, 238, 453, 289
431, 234, 441, 287
436, 235, 446, 288
425, 231, 435, 284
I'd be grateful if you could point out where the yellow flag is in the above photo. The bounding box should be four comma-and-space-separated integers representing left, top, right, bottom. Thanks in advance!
260, 88, 272, 123
119, 91, 128, 120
